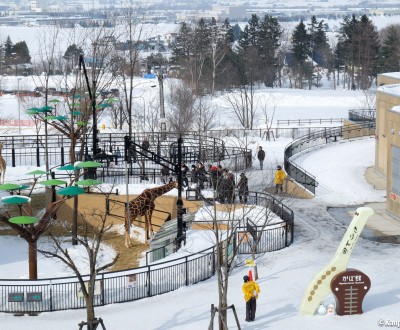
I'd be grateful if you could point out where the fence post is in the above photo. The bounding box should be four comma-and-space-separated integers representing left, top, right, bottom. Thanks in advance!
60, 146, 65, 166
185, 256, 189, 286
11, 148, 16, 167
101, 274, 105, 306
36, 147, 40, 167
147, 266, 151, 297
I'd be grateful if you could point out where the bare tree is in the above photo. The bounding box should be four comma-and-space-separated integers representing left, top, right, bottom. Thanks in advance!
259, 94, 277, 141
194, 96, 218, 133
166, 80, 196, 133
224, 85, 257, 129
38, 210, 119, 329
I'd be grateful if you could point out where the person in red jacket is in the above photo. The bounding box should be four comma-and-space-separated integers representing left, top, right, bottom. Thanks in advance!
242, 275, 260, 322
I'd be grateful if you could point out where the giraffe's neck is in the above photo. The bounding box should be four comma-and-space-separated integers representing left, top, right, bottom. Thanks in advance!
150, 182, 176, 198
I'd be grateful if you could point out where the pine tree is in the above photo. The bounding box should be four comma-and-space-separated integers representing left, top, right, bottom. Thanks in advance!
378, 25, 400, 73
3, 36, 13, 64
258, 15, 282, 87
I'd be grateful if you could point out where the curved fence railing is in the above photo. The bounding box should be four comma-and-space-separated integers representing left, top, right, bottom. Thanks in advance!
0, 190, 293, 313
284, 121, 376, 194
0, 131, 252, 174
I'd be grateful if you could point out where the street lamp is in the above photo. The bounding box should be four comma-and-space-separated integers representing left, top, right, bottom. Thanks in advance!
17, 78, 22, 134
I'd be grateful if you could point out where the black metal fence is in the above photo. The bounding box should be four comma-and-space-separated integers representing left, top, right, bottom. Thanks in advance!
0, 189, 294, 313
0, 246, 216, 313
284, 121, 376, 194
0, 132, 252, 173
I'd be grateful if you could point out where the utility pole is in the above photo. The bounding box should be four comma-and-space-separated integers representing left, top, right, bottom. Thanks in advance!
157, 69, 166, 140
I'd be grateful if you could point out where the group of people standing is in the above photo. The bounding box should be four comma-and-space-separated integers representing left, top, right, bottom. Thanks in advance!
160, 145, 287, 199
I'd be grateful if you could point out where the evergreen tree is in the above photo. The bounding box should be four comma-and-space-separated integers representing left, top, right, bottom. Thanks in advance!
308, 15, 330, 66
11, 41, 31, 64
258, 14, 282, 87
3, 36, 13, 64
291, 20, 311, 88
378, 25, 400, 73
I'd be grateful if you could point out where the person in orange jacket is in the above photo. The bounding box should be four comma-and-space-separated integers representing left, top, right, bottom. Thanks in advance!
242, 275, 260, 322
274, 165, 287, 193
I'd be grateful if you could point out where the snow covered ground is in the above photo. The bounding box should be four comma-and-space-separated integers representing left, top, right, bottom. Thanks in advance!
1, 85, 399, 329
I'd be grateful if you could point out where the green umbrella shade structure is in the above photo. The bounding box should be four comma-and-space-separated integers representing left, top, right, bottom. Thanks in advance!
0, 183, 29, 191
55, 116, 68, 121
9, 216, 39, 225
76, 161, 103, 168
39, 179, 67, 186
26, 170, 48, 175
75, 179, 103, 186
76, 121, 86, 126
56, 186, 86, 196
1, 196, 31, 204
57, 165, 79, 171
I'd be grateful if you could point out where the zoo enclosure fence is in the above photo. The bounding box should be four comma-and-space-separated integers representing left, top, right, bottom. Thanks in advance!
0, 190, 294, 314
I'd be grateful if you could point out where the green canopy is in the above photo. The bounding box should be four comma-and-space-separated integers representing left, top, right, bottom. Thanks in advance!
49, 99, 60, 103
71, 103, 80, 107
73, 111, 82, 116
76, 121, 86, 126
25, 170, 47, 175
0, 183, 28, 191
75, 179, 103, 186
105, 98, 119, 103
44, 115, 57, 120
1, 196, 31, 204
57, 186, 86, 196
41, 105, 55, 111
9, 216, 39, 225
39, 179, 67, 186
76, 161, 103, 168
72, 94, 82, 99
57, 164, 79, 171
55, 116, 68, 121
26, 110, 39, 115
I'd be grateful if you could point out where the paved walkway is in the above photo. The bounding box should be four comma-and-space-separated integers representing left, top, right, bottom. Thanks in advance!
362, 167, 400, 242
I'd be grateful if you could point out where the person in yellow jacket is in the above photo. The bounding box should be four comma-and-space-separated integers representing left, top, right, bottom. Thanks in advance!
274, 165, 286, 194
242, 275, 260, 322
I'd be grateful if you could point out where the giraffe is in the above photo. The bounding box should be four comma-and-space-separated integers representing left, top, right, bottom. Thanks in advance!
125, 181, 178, 247
0, 142, 5, 184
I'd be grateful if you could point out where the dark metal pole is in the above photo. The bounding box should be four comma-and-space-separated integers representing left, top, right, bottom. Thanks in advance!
176, 136, 183, 248
79, 55, 98, 158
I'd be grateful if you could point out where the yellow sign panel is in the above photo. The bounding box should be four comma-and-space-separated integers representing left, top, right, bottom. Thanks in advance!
245, 259, 255, 267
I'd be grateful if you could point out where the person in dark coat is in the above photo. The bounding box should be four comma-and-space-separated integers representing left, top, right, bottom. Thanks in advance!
257, 146, 265, 170
140, 137, 150, 180
210, 165, 218, 190
160, 164, 170, 184
196, 162, 207, 189
181, 163, 189, 187
190, 164, 198, 184
237, 173, 249, 203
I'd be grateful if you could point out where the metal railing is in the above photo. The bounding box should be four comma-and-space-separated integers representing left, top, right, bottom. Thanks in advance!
0, 189, 293, 313
0, 246, 216, 313
0, 132, 252, 173
277, 118, 345, 126
284, 122, 376, 194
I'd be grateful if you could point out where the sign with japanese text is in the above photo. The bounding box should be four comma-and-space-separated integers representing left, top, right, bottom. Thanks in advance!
331, 269, 371, 315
